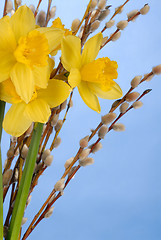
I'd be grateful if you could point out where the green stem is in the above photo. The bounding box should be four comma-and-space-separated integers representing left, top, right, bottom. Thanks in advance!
6, 123, 43, 240
0, 100, 6, 240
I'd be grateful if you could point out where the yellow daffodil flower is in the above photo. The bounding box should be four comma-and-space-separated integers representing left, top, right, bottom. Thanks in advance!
0, 79, 71, 137
0, 5, 64, 103
51, 17, 72, 36
61, 33, 123, 113
50, 17, 72, 55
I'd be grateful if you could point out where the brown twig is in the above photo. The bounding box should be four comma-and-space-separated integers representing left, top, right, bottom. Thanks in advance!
34, 0, 42, 17
45, 0, 52, 27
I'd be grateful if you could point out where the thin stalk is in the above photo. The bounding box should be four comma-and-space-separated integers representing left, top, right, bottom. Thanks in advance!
0, 100, 6, 240
6, 123, 43, 240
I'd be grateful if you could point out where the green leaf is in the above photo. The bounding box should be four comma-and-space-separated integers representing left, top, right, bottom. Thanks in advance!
0, 100, 6, 240
7, 122, 43, 240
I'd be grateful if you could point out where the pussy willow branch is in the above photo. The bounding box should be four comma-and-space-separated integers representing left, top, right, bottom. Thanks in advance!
23, 86, 152, 240
101, 11, 141, 47
45, 0, 52, 27
3, 0, 8, 16
23, 70, 154, 239
34, 0, 42, 17
110, 0, 130, 20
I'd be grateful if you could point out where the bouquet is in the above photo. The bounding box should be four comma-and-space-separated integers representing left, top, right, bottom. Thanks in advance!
0, 0, 161, 239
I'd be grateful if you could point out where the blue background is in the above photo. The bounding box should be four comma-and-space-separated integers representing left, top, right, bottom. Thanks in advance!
1, 0, 161, 239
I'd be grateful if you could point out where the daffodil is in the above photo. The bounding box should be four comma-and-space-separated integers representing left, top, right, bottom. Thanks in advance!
61, 33, 123, 113
0, 5, 64, 103
50, 17, 72, 55
0, 79, 71, 137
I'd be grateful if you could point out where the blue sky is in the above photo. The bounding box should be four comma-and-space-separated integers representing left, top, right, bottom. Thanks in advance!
1, 0, 161, 239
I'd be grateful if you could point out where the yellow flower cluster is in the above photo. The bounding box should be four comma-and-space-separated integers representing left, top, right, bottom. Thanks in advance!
0, 5, 122, 137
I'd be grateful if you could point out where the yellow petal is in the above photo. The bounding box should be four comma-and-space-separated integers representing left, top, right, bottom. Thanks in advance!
0, 79, 21, 104
61, 35, 81, 71
37, 79, 71, 108
78, 81, 101, 113
36, 28, 64, 52
33, 57, 54, 89
10, 62, 34, 103
88, 81, 123, 99
10, 5, 35, 42
68, 68, 81, 88
0, 51, 16, 82
81, 33, 103, 66
33, 65, 49, 89
3, 102, 32, 137
0, 16, 17, 51
25, 99, 51, 123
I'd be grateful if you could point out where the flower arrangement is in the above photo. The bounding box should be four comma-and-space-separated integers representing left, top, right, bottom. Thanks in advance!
0, 0, 161, 239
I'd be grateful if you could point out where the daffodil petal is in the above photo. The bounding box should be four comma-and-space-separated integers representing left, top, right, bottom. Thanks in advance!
3, 102, 32, 137
81, 33, 103, 66
25, 99, 51, 123
89, 81, 123, 99
68, 68, 81, 88
37, 79, 71, 108
33, 66, 49, 89
78, 81, 101, 113
61, 35, 81, 71
36, 28, 64, 52
33, 58, 54, 89
0, 16, 17, 51
10, 62, 34, 103
0, 79, 21, 104
0, 51, 16, 82
10, 5, 35, 42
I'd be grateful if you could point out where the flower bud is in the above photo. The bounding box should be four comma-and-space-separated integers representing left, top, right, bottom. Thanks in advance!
105, 20, 115, 28
79, 157, 94, 167
42, 149, 50, 161
55, 120, 63, 132
44, 207, 55, 218
71, 19, 80, 32
140, 4, 150, 15
152, 65, 161, 75
90, 142, 103, 153
6, 0, 13, 13
132, 101, 143, 109
130, 75, 142, 88
117, 20, 128, 30
127, 10, 139, 21
111, 31, 121, 41
98, 9, 110, 21
54, 178, 65, 192
119, 102, 129, 113
50, 6, 56, 18
101, 112, 117, 124
89, 0, 98, 11
51, 114, 59, 126
90, 20, 100, 32
126, 92, 140, 102
37, 11, 46, 27
115, 6, 123, 14
112, 123, 125, 132
21, 217, 27, 226
98, 0, 106, 10
44, 155, 53, 167
3, 169, 13, 187
98, 125, 108, 139
64, 157, 74, 169
21, 144, 28, 159
53, 137, 61, 148
79, 136, 89, 148
79, 148, 91, 160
